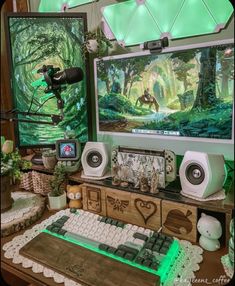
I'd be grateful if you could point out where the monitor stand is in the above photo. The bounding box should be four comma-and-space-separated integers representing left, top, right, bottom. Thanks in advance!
31, 153, 43, 165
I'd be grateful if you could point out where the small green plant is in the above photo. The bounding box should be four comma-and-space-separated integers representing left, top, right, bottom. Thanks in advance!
49, 165, 67, 197
0, 137, 32, 180
42, 149, 56, 157
82, 27, 113, 58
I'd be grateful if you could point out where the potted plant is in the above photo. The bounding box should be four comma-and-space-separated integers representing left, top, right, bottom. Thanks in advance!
42, 149, 57, 170
82, 27, 113, 58
48, 165, 67, 210
0, 137, 32, 212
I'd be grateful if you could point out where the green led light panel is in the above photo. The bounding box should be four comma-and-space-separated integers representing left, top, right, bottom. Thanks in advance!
102, 1, 138, 42
102, 0, 234, 46
170, 0, 217, 39
203, 0, 234, 27
124, 4, 161, 46
38, 0, 94, 12
145, 0, 185, 34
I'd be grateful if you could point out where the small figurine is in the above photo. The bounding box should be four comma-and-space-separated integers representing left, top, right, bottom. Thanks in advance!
112, 164, 121, 186
120, 181, 129, 188
150, 167, 159, 194
140, 172, 149, 193
197, 213, 222, 251
67, 184, 83, 209
120, 165, 129, 188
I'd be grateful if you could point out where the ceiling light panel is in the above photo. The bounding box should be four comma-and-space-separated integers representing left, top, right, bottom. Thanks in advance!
102, 0, 234, 46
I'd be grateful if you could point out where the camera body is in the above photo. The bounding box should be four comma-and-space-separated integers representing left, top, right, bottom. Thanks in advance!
143, 37, 169, 52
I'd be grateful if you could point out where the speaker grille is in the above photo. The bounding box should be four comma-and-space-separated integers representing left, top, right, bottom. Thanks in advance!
186, 163, 205, 185
87, 151, 102, 168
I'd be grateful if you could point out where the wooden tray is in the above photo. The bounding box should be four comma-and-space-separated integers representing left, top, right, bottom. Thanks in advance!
1, 192, 46, 237
20, 232, 160, 286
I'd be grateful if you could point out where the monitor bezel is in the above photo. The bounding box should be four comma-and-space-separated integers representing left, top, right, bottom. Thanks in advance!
56, 139, 80, 161
4, 12, 93, 149
94, 38, 234, 146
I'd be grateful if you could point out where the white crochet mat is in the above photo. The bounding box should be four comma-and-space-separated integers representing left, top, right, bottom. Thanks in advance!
181, 189, 226, 201
221, 254, 234, 279
3, 209, 203, 286
1, 192, 43, 224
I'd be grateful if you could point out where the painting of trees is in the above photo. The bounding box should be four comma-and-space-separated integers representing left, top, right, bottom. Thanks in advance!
121, 56, 152, 97
193, 48, 217, 109
216, 46, 234, 98
97, 60, 111, 94
171, 51, 196, 92
8, 16, 88, 146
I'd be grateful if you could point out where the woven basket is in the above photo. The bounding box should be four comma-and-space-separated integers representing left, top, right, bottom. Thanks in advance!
20, 172, 34, 191
32, 171, 53, 196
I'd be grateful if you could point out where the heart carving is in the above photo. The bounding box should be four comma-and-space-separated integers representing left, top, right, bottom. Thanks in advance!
134, 198, 157, 225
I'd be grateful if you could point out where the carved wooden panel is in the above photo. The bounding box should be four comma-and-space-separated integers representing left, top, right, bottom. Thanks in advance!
105, 188, 131, 222
82, 184, 106, 216
105, 188, 161, 230
130, 193, 161, 230
162, 200, 197, 242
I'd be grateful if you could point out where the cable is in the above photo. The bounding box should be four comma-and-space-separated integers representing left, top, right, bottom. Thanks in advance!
27, 86, 40, 114
32, 95, 56, 114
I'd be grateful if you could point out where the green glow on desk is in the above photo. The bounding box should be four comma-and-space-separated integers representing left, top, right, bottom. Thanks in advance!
42, 229, 180, 283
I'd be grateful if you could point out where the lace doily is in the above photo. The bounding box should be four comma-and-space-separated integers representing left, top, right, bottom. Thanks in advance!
3, 209, 203, 286
1, 192, 40, 224
181, 189, 226, 201
221, 254, 234, 279
162, 239, 203, 286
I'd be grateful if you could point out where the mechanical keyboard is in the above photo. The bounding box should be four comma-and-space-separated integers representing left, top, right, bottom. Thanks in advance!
43, 209, 180, 284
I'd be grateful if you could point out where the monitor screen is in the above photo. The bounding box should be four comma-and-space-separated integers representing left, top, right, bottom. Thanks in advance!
56, 139, 80, 160
5, 13, 90, 148
95, 40, 234, 142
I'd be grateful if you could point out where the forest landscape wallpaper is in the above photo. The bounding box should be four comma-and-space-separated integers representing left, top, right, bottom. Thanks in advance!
96, 44, 234, 140
8, 15, 88, 147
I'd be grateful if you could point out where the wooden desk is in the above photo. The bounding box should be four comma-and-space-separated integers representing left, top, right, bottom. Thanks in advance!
1, 207, 233, 286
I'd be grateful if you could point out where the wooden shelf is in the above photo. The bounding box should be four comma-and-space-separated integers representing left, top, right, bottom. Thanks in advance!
24, 154, 234, 214
69, 171, 234, 213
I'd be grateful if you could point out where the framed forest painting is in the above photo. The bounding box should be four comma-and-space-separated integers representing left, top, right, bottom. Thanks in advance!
5, 13, 90, 148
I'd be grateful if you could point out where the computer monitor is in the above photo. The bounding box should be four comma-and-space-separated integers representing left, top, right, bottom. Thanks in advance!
5, 13, 91, 148
94, 39, 234, 160
56, 139, 81, 161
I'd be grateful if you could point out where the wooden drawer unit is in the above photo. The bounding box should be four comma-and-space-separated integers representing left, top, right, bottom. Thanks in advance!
162, 200, 197, 242
105, 188, 161, 231
82, 184, 106, 216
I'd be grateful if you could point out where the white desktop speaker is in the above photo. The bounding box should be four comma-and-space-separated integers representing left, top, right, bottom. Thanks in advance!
179, 151, 225, 199
81, 142, 109, 178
